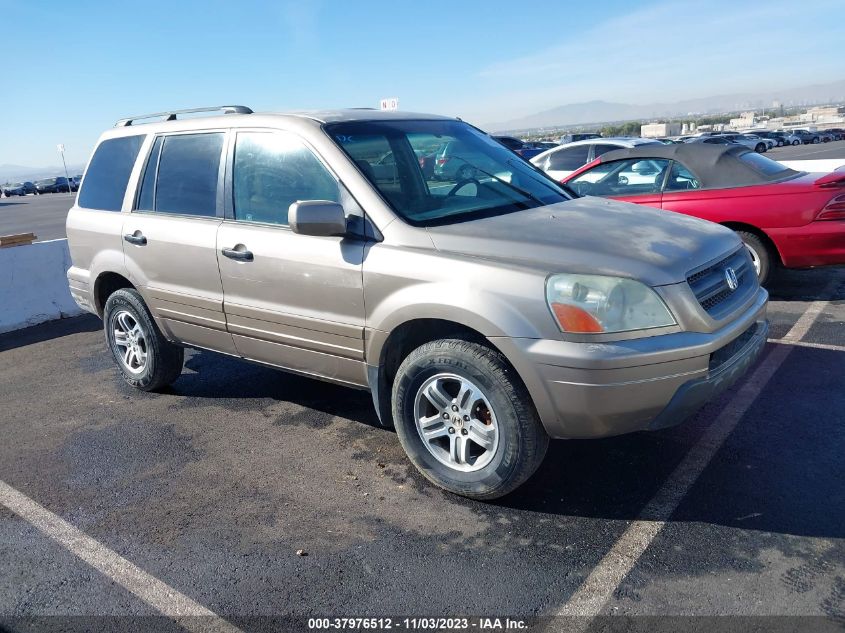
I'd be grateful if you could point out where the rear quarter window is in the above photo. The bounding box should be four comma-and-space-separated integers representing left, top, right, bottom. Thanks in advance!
738, 151, 792, 176
78, 135, 144, 211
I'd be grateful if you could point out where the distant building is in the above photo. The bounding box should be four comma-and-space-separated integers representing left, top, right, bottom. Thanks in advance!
640, 122, 681, 138
730, 111, 757, 129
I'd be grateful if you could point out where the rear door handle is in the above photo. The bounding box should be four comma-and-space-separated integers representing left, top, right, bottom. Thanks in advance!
123, 232, 147, 246
222, 246, 254, 262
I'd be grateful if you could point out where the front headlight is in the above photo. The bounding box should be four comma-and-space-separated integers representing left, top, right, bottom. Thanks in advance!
546, 274, 676, 334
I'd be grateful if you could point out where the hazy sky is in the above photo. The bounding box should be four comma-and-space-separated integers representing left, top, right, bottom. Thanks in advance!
1, 0, 843, 167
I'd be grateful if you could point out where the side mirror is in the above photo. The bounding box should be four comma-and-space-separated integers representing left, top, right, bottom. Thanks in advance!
289, 200, 347, 237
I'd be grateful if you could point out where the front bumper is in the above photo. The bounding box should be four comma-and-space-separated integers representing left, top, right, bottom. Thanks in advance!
494, 287, 768, 439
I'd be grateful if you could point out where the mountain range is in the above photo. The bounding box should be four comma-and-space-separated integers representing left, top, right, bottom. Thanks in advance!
488, 79, 845, 132
0, 163, 85, 184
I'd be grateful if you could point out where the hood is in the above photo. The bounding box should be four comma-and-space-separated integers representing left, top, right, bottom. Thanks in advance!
426, 197, 740, 286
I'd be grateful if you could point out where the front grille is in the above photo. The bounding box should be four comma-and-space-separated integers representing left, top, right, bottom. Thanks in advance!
709, 324, 758, 372
687, 248, 756, 318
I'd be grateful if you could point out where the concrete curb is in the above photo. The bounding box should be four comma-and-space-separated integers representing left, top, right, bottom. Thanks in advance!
0, 239, 84, 334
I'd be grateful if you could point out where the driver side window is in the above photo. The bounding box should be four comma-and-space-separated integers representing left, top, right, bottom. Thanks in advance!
233, 132, 339, 226
569, 158, 670, 196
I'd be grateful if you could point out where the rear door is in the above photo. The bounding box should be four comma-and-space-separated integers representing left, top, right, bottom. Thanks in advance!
67, 133, 146, 312
216, 129, 367, 387
123, 130, 236, 354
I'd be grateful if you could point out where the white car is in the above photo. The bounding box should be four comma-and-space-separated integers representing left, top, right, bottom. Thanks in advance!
779, 131, 802, 146
530, 137, 661, 181
743, 135, 776, 150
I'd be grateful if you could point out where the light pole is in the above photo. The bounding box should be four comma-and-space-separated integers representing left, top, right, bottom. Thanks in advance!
57, 144, 72, 195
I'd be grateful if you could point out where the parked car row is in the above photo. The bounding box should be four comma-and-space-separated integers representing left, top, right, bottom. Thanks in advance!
2, 181, 38, 196
2, 175, 82, 196
492, 135, 550, 160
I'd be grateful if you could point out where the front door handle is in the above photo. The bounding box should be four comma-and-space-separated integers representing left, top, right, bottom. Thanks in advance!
123, 232, 147, 246
222, 246, 254, 262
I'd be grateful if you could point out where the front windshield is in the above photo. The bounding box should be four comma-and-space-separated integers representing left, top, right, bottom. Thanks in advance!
326, 119, 571, 226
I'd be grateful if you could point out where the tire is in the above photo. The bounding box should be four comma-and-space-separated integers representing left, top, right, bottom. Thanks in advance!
104, 288, 184, 391
755, 143, 766, 153
812, 137, 819, 144
792, 140, 800, 146
736, 230, 772, 286
391, 338, 549, 500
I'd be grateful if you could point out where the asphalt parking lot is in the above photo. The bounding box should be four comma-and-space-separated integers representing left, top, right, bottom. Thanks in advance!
0, 193, 74, 242
0, 265, 843, 632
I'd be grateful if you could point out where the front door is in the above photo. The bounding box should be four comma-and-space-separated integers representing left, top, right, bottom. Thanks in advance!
123, 131, 237, 355
217, 130, 367, 386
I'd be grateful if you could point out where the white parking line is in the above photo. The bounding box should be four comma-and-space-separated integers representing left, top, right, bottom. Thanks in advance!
768, 339, 845, 353
780, 295, 833, 342
0, 480, 243, 633
556, 282, 837, 623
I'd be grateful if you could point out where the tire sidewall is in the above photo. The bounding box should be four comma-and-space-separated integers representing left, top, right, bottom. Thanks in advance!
104, 290, 161, 389
392, 344, 525, 497
738, 232, 771, 285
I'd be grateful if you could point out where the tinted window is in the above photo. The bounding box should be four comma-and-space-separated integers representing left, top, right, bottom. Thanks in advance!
233, 132, 338, 225
548, 145, 590, 171
78, 135, 144, 211
495, 136, 523, 150
592, 144, 620, 158
738, 151, 793, 176
153, 133, 224, 217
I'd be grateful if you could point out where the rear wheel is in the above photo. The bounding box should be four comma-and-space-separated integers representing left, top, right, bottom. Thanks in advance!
391, 338, 548, 500
736, 230, 772, 286
104, 288, 184, 391
755, 143, 766, 153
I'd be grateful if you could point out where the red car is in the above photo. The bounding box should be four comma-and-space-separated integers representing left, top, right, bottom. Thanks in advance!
561, 144, 845, 284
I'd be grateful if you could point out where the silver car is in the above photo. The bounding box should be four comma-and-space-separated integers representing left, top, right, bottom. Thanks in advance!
66, 106, 768, 499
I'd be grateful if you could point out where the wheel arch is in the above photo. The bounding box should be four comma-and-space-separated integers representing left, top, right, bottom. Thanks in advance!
367, 317, 527, 428
93, 271, 136, 317
720, 221, 783, 266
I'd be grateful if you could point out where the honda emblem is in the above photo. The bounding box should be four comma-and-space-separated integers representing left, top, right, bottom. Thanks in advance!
725, 267, 739, 291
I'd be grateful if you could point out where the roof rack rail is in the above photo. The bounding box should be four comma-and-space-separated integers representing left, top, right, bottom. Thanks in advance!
115, 105, 253, 127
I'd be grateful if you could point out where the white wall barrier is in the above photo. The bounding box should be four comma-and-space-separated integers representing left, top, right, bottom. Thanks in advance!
0, 239, 84, 334
777, 158, 845, 173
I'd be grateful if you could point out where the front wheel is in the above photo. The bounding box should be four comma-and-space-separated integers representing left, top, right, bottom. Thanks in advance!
391, 338, 549, 500
792, 140, 800, 146
104, 288, 184, 391
737, 231, 772, 286
755, 143, 766, 153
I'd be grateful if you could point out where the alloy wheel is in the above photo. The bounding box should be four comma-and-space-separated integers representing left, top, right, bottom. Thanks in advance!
112, 310, 148, 374
413, 373, 499, 472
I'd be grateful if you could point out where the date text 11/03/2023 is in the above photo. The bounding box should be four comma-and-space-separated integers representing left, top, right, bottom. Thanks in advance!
307, 617, 528, 630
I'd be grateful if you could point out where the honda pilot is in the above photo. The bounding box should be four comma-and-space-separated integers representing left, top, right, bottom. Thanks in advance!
66, 106, 768, 499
